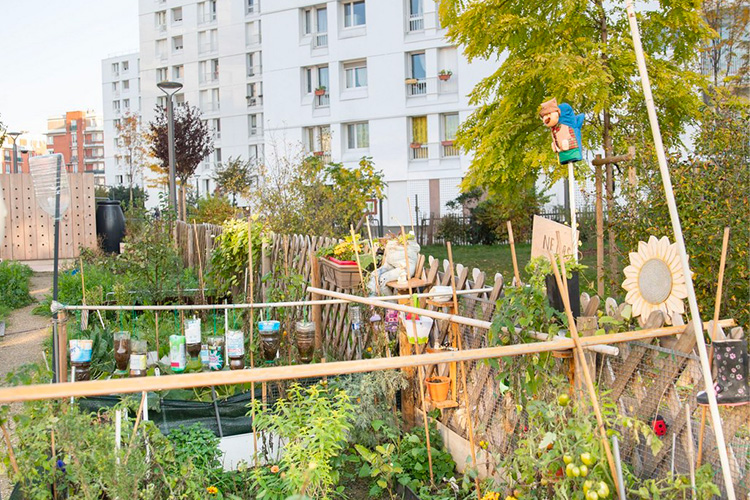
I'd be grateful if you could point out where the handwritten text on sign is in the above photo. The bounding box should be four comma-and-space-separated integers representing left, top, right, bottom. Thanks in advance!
530, 215, 575, 261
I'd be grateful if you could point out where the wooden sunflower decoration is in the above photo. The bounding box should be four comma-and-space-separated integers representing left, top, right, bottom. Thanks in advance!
622, 236, 688, 325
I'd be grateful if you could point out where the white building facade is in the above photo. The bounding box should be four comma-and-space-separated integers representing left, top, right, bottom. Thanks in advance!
132, 0, 500, 221
101, 52, 142, 187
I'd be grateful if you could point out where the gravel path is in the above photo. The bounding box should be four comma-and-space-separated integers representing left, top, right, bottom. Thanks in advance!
0, 272, 52, 499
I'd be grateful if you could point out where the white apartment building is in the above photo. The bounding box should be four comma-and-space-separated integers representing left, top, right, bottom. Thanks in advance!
101, 52, 142, 187
133, 0, 502, 221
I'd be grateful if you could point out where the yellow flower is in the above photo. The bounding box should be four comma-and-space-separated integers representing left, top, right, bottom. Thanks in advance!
206, 486, 219, 494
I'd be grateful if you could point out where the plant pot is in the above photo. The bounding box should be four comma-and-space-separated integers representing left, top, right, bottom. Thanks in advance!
545, 271, 580, 318
295, 320, 315, 363
258, 320, 281, 361
438, 74, 451, 81
319, 257, 362, 289
95, 200, 126, 254
404, 78, 418, 85
441, 140, 454, 147
410, 142, 422, 149
313, 151, 324, 156
400, 313, 433, 344
426, 376, 451, 402
314, 89, 326, 96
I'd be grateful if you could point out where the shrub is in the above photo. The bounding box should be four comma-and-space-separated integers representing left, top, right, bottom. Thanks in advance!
436, 213, 470, 245
209, 217, 264, 297
168, 423, 222, 473
0, 260, 34, 310
189, 194, 241, 225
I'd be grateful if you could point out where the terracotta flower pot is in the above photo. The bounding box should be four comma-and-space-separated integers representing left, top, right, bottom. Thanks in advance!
438, 74, 451, 81
314, 89, 326, 96
426, 376, 451, 402
441, 140, 454, 147
410, 142, 422, 149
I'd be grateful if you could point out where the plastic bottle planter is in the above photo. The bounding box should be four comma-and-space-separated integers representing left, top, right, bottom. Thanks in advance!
425, 376, 451, 402
113, 331, 131, 374
169, 335, 187, 373
129, 340, 148, 377
226, 329, 245, 370
295, 320, 316, 363
185, 318, 203, 371
399, 313, 433, 345
207, 336, 225, 370
258, 320, 281, 361
69, 339, 93, 381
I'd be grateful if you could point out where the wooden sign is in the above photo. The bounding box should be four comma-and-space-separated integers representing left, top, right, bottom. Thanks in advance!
530, 215, 575, 260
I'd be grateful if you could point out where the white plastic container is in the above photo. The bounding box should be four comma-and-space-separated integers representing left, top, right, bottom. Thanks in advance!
399, 313, 433, 345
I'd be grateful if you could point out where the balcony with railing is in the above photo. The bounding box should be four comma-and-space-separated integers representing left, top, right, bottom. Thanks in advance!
200, 71, 219, 85
157, 23, 166, 34
202, 102, 220, 114
311, 151, 332, 164
199, 42, 218, 55
246, 0, 260, 16
408, 13, 424, 32
212, 129, 221, 141
406, 79, 427, 96
157, 52, 168, 62
249, 125, 263, 137
438, 74, 458, 94
247, 65, 263, 77
314, 93, 330, 108
246, 33, 261, 48
410, 142, 428, 160
441, 141, 459, 158
313, 32, 328, 48
199, 12, 217, 25
246, 95, 263, 108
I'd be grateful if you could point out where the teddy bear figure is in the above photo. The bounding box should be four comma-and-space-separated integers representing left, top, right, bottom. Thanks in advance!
539, 98, 584, 165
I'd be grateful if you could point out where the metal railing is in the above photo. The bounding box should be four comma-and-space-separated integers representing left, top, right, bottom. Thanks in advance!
315, 93, 330, 108
247, 64, 262, 77
246, 95, 263, 107
442, 142, 459, 157
249, 126, 263, 137
406, 79, 427, 96
198, 12, 217, 24
157, 23, 166, 33
408, 13, 424, 31
200, 71, 219, 84
438, 76, 458, 94
410, 143, 428, 160
199, 42, 218, 54
202, 102, 220, 113
245, 34, 261, 47
313, 32, 328, 48
246, 0, 260, 15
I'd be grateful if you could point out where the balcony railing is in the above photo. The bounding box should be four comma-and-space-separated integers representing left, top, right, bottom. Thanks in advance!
311, 151, 332, 164
442, 141, 459, 157
157, 52, 168, 62
246, 34, 261, 47
315, 93, 330, 108
198, 12, 217, 24
408, 13, 424, 32
157, 23, 166, 33
246, 95, 263, 107
212, 130, 221, 141
199, 42, 218, 54
200, 71, 219, 84
247, 65, 263, 77
438, 76, 458, 94
313, 32, 328, 48
406, 79, 427, 96
246, 0, 260, 15
202, 102, 220, 113
410, 143, 428, 160
249, 126, 263, 137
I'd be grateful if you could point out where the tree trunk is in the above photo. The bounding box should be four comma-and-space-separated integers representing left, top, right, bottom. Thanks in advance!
179, 183, 187, 221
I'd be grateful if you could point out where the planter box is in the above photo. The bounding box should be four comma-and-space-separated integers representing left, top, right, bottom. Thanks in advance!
410, 142, 422, 149
441, 140, 454, 147
438, 74, 451, 81
319, 257, 362, 289
314, 89, 326, 96
404, 78, 418, 84
545, 271, 581, 318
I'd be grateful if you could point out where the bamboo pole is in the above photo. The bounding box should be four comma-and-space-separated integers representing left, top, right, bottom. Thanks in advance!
123, 392, 147, 465
696, 226, 730, 467
1, 422, 19, 475
506, 221, 522, 288
399, 224, 434, 486
0, 319, 734, 404
625, 3, 735, 496
248, 217, 258, 464
155, 312, 160, 360
686, 404, 696, 498
349, 225, 368, 296
447, 243, 481, 500
192, 220, 206, 305
549, 253, 620, 498
567, 163, 579, 263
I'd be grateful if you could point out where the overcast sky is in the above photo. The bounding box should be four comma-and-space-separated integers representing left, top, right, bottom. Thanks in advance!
0, 1, 139, 135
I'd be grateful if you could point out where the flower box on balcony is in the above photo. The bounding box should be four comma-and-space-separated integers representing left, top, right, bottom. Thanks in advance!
441, 140, 454, 147
314, 88, 327, 96
313, 151, 325, 157
404, 78, 418, 85
438, 70, 453, 81
410, 142, 423, 149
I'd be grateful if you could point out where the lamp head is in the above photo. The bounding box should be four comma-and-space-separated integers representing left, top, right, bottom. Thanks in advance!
157, 81, 183, 95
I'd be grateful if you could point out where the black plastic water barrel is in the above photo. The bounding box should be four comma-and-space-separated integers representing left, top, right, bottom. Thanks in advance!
95, 200, 126, 253
545, 271, 581, 318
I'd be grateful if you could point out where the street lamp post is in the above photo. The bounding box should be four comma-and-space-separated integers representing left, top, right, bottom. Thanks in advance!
157, 81, 183, 218
7, 131, 23, 174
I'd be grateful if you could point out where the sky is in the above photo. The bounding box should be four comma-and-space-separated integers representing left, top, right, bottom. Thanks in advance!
0, 0, 139, 135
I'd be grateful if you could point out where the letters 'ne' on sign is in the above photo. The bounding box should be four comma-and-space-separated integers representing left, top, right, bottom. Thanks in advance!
530, 215, 575, 261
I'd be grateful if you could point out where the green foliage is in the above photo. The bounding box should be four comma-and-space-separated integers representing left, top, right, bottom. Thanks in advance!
614, 93, 750, 327
252, 152, 385, 238
247, 383, 354, 499
213, 156, 256, 206
106, 185, 148, 211
209, 217, 264, 297
526, 256, 588, 291
0, 260, 34, 310
397, 425, 456, 491
438, 0, 710, 194
168, 423, 222, 473
628, 464, 720, 500
355, 442, 403, 499
189, 194, 241, 225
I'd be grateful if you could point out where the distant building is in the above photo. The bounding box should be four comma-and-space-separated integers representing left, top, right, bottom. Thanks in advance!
101, 52, 142, 187
1, 133, 48, 174
46, 111, 105, 185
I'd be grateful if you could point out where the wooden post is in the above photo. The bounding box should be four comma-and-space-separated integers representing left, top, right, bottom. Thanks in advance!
575, 316, 598, 395
310, 251, 323, 353
506, 221, 522, 288
595, 157, 605, 297
1, 422, 19, 476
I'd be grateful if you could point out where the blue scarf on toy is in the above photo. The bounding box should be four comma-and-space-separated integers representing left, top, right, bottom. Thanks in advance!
558, 103, 584, 150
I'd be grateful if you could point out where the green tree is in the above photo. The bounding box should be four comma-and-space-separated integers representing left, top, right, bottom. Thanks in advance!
438, 0, 711, 192
702, 0, 749, 89
116, 112, 147, 208
213, 156, 256, 205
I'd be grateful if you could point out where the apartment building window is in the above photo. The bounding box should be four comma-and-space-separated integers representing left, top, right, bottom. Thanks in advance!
249, 144, 261, 161
410, 116, 428, 159
198, 0, 217, 23
172, 36, 184, 53
122, 79, 130, 91
112, 82, 119, 93
200, 59, 219, 83
245, 22, 261, 47
248, 114, 261, 136
111, 62, 120, 76
171, 7, 183, 24
113, 119, 121, 129
407, 52, 427, 95
346, 122, 369, 150
246, 0, 259, 15
303, 6, 328, 47
211, 118, 221, 140
343, 1, 366, 27
122, 61, 129, 72
155, 10, 167, 31
175, 93, 185, 104
246, 82, 262, 106
156, 67, 168, 82
172, 65, 183, 81
305, 125, 331, 155
157, 96, 168, 108
407, 0, 424, 31
113, 101, 121, 113
156, 39, 167, 60
247, 52, 261, 77
123, 99, 130, 110
344, 60, 367, 89
199, 29, 219, 53
116, 175, 124, 185
200, 89, 220, 112
305, 65, 329, 93
441, 113, 459, 157
215, 148, 221, 163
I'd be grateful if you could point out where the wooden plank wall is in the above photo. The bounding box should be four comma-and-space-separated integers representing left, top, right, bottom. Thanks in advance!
0, 173, 95, 261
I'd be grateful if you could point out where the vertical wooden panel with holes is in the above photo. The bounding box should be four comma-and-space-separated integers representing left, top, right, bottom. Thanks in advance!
21, 174, 38, 260
10, 175, 25, 259
82, 175, 96, 250
0, 175, 12, 260
70, 173, 83, 255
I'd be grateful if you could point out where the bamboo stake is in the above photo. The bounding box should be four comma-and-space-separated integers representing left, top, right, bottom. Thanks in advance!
248, 217, 258, 465
349, 225, 368, 297
366, 219, 391, 358
1, 422, 19, 475
192, 220, 206, 305
398, 224, 434, 485
686, 404, 696, 498
155, 312, 160, 361
506, 221, 522, 288
568, 163, 579, 263
446, 243, 481, 500
51, 429, 57, 499
625, 3, 735, 496
123, 392, 147, 465
696, 226, 730, 467
549, 253, 620, 498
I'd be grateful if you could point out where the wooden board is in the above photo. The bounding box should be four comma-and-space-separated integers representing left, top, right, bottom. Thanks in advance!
530, 215, 575, 260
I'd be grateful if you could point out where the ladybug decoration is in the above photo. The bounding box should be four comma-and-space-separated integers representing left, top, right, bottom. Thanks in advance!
651, 415, 668, 437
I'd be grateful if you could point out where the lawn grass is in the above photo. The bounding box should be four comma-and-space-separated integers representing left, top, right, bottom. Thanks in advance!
421, 242, 599, 294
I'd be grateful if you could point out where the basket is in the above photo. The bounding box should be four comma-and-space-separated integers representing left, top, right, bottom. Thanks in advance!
319, 257, 362, 289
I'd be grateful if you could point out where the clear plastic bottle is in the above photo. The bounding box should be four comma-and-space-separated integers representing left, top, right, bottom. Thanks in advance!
69, 339, 93, 381
185, 318, 202, 371
207, 335, 225, 370
113, 331, 131, 374
170, 335, 186, 373
129, 340, 148, 377
226, 329, 245, 370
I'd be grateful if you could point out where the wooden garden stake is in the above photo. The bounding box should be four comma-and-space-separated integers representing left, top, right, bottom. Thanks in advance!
51, 429, 57, 499
365, 219, 390, 357
124, 392, 147, 465
549, 253, 621, 499
696, 226, 730, 467
446, 243, 481, 500
248, 217, 258, 464
192, 220, 206, 305
400, 224, 435, 486
1, 422, 19, 476
155, 312, 160, 361
349, 225, 368, 296
506, 221, 522, 288
685, 404, 696, 498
